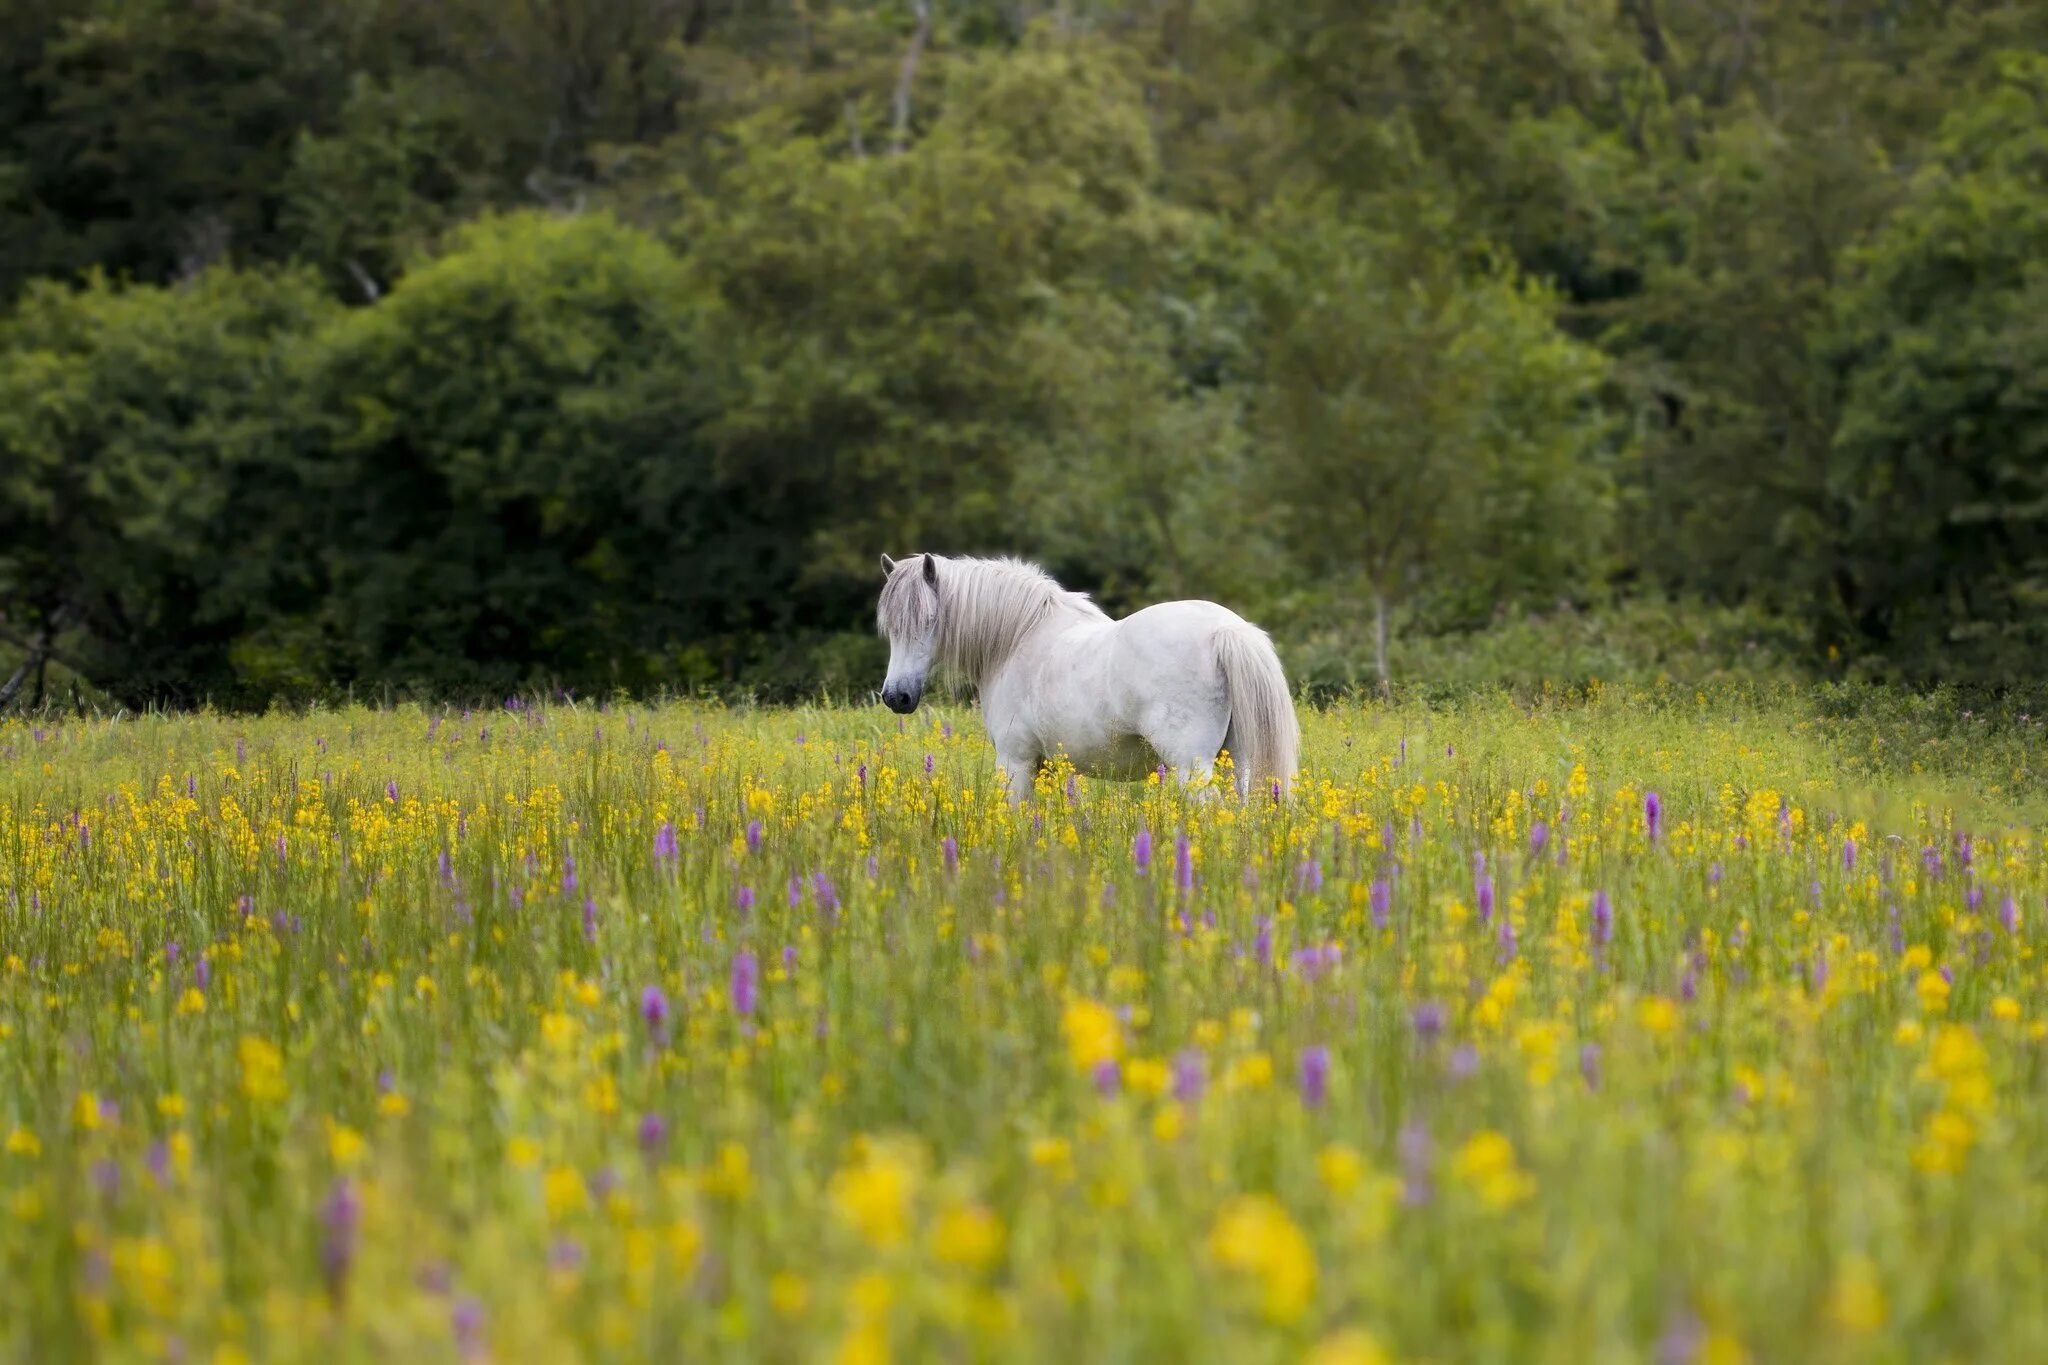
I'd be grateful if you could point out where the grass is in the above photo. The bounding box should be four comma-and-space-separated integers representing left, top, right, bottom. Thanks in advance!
0, 683, 2043, 1363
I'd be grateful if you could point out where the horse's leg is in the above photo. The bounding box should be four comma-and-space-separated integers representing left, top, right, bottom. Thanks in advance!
1145, 703, 1230, 799
993, 748, 1038, 807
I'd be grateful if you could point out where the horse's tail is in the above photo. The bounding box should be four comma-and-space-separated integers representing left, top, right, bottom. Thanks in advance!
1216, 623, 1300, 797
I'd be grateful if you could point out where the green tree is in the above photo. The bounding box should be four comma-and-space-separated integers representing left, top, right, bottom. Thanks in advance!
287, 210, 764, 695
1824, 52, 2048, 687
0, 268, 337, 706
1251, 205, 1620, 690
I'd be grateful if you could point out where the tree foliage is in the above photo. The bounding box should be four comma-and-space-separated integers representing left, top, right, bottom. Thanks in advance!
4, 0, 2048, 705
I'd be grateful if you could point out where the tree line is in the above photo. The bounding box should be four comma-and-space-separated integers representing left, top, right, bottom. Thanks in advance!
3, 1, 2045, 709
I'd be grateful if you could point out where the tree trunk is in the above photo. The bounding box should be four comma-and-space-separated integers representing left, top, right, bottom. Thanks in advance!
1373, 587, 1391, 700
890, 1, 933, 156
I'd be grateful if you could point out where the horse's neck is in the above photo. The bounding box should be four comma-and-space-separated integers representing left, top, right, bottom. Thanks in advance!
940, 564, 1073, 684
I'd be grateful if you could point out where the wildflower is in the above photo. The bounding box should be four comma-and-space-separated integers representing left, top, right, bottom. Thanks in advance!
1299, 1045, 1331, 1108
1591, 891, 1613, 948
238, 1037, 287, 1105
736, 885, 756, 912
543, 1166, 587, 1219
1062, 998, 1122, 1071
1529, 820, 1549, 852
653, 821, 678, 866
1209, 1195, 1316, 1323
1175, 833, 1194, 892
321, 1178, 361, 1302
942, 835, 958, 873
1370, 877, 1392, 929
1171, 1049, 1206, 1106
1399, 1122, 1432, 1207
1452, 1130, 1534, 1210
636, 1113, 667, 1157
731, 950, 759, 1017
1825, 1256, 1887, 1333
1580, 1043, 1601, 1090
1638, 997, 1681, 1036
1645, 790, 1662, 843
453, 1297, 487, 1360
1477, 875, 1495, 924
745, 819, 762, 853
1133, 829, 1153, 873
1411, 1001, 1446, 1042
1308, 1330, 1391, 1365
932, 1205, 1005, 1270
641, 985, 670, 1038
1092, 1059, 1121, 1097
830, 1146, 917, 1249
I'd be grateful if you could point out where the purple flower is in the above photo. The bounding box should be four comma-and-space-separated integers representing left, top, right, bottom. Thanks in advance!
942, 836, 958, 874
1399, 1120, 1432, 1207
560, 855, 578, 896
439, 848, 455, 885
1529, 821, 1549, 853
735, 885, 755, 912
1590, 891, 1613, 948
322, 1178, 361, 1302
549, 1237, 586, 1276
194, 956, 212, 991
653, 822, 678, 866
453, 1297, 487, 1359
385, 780, 399, 803
637, 1113, 668, 1157
1253, 917, 1273, 968
1133, 829, 1153, 874
730, 950, 759, 1017
1175, 833, 1194, 892
1370, 877, 1392, 929
1957, 833, 1974, 868
165, 941, 180, 967
1411, 1001, 1446, 1042
1296, 859, 1323, 894
1476, 875, 1495, 924
1809, 954, 1829, 996
640, 985, 670, 1035
581, 898, 597, 943
1708, 861, 1723, 886
810, 872, 840, 914
145, 1141, 170, 1185
1171, 1049, 1205, 1106
1448, 1043, 1480, 1080
924, 753, 935, 777
745, 820, 762, 853
2000, 895, 2020, 935
1299, 1046, 1331, 1108
1497, 913, 1517, 962
1644, 790, 1662, 843
786, 877, 802, 909
1579, 1043, 1601, 1091
1092, 1059, 1121, 1097
782, 944, 798, 972
1843, 838, 1857, 872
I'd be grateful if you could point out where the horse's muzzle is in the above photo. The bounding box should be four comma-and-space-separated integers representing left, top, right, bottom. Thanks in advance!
881, 684, 922, 714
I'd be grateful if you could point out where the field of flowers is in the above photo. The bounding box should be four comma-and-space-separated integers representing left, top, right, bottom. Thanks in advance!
2, 688, 2045, 1363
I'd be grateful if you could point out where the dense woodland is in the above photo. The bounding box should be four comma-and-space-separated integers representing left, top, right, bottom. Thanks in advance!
2, 0, 2046, 710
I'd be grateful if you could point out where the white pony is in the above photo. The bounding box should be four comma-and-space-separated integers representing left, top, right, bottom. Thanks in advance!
877, 554, 1298, 799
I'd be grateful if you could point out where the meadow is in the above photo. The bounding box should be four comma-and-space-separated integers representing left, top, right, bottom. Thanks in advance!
2, 686, 2044, 1364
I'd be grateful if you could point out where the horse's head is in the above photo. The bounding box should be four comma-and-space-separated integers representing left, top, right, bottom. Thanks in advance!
876, 553, 940, 713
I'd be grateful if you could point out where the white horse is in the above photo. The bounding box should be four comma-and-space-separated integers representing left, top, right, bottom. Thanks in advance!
877, 554, 1298, 799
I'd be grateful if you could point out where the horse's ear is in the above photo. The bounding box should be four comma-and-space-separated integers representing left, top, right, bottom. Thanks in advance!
880, 554, 897, 576
922, 553, 938, 586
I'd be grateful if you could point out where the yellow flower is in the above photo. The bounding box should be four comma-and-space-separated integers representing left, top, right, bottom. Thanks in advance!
1825, 1256, 1887, 1333
157, 1094, 186, 1120
176, 988, 207, 1015
1894, 1020, 1925, 1046
831, 1147, 917, 1249
237, 1037, 287, 1105
507, 1137, 542, 1170
1452, 1131, 1535, 1211
1061, 997, 1121, 1072
74, 1092, 101, 1131
932, 1205, 1004, 1270
377, 1091, 411, 1119
1991, 996, 2022, 1022
1318, 1143, 1365, 1197
327, 1122, 367, 1170
543, 1165, 588, 1219
1307, 1328, 1391, 1365
1916, 969, 1951, 1013
1637, 997, 1681, 1036
769, 1272, 809, 1318
4, 1127, 39, 1159
1209, 1195, 1316, 1324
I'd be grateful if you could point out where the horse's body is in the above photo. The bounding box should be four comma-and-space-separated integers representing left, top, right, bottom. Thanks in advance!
877, 554, 1298, 798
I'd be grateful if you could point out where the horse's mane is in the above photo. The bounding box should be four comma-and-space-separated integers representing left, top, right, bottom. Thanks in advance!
879, 555, 1108, 682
